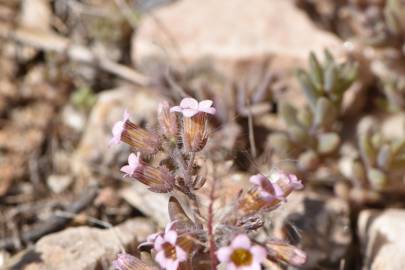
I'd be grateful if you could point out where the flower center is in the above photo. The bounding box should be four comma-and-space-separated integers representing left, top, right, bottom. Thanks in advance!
230, 248, 253, 266
162, 242, 177, 260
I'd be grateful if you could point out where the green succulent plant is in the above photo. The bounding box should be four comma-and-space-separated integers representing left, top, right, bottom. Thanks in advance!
358, 0, 404, 54
355, 127, 405, 191
381, 79, 405, 112
269, 50, 357, 173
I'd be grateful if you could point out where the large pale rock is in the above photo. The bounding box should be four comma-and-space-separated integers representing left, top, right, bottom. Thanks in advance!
267, 191, 351, 269
121, 184, 170, 227
133, 0, 341, 71
7, 218, 155, 270
71, 86, 162, 183
358, 209, 405, 270
132, 0, 342, 106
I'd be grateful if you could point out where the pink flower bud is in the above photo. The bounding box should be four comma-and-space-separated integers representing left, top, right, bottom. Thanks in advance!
112, 253, 148, 270
121, 152, 174, 193
110, 110, 160, 155
170, 98, 216, 152
266, 241, 307, 267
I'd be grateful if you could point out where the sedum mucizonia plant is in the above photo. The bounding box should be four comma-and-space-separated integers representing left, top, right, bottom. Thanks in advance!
269, 50, 357, 174
370, 0, 405, 54
381, 78, 405, 112
109, 97, 306, 270
345, 119, 405, 192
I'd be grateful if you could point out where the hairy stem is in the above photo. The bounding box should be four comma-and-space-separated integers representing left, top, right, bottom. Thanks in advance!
208, 176, 218, 270
173, 147, 203, 227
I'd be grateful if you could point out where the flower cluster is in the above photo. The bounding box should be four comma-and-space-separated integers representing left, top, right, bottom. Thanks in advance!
110, 97, 306, 269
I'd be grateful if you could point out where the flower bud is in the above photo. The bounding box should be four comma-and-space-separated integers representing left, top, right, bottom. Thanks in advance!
158, 101, 178, 141
238, 172, 303, 215
266, 241, 307, 267
112, 253, 153, 270
170, 98, 216, 153
121, 152, 175, 193
182, 113, 208, 152
110, 110, 160, 155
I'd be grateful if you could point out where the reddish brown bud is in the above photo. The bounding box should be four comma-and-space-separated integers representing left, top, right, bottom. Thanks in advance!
266, 241, 307, 267
158, 101, 178, 140
121, 153, 174, 193
111, 111, 161, 155
182, 113, 208, 152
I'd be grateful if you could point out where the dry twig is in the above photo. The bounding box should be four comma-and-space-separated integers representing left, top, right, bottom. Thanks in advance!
0, 184, 98, 250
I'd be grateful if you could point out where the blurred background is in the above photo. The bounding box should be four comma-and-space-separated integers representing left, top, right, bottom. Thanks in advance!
0, 0, 404, 269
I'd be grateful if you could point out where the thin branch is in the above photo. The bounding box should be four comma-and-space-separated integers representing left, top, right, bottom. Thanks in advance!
0, 25, 150, 86
246, 96, 257, 158
0, 184, 98, 250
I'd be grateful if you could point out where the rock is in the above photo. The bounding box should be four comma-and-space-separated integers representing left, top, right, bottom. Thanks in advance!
266, 191, 351, 269
47, 174, 73, 194
61, 104, 87, 132
120, 184, 170, 227
18, 0, 52, 61
132, 0, 343, 106
71, 86, 162, 185
381, 113, 405, 140
133, 0, 341, 73
7, 218, 155, 270
358, 209, 405, 270
20, 0, 51, 31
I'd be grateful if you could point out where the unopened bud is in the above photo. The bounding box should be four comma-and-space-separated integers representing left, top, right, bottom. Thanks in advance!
158, 101, 178, 140
112, 253, 152, 270
121, 152, 174, 193
183, 113, 208, 152
110, 110, 160, 154
266, 241, 307, 266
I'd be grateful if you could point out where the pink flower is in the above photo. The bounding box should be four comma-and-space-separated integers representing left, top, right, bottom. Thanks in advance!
217, 234, 267, 270
154, 222, 186, 270
139, 221, 177, 251
110, 110, 130, 145
249, 174, 285, 202
270, 171, 304, 195
120, 152, 141, 177
170, 97, 216, 117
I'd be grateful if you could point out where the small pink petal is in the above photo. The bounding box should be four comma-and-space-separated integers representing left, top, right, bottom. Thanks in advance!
182, 108, 198, 118
164, 230, 178, 245
166, 259, 180, 270
120, 165, 132, 176
175, 246, 187, 262
198, 100, 213, 109
165, 221, 177, 233
227, 263, 238, 270
251, 245, 267, 263
259, 190, 277, 202
243, 263, 261, 270
154, 235, 164, 251
180, 98, 198, 110
288, 174, 304, 190
231, 234, 251, 249
273, 183, 285, 198
216, 247, 232, 262
155, 250, 167, 266
128, 153, 140, 168
170, 106, 182, 113
200, 107, 216, 115
249, 174, 266, 186
109, 136, 121, 146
